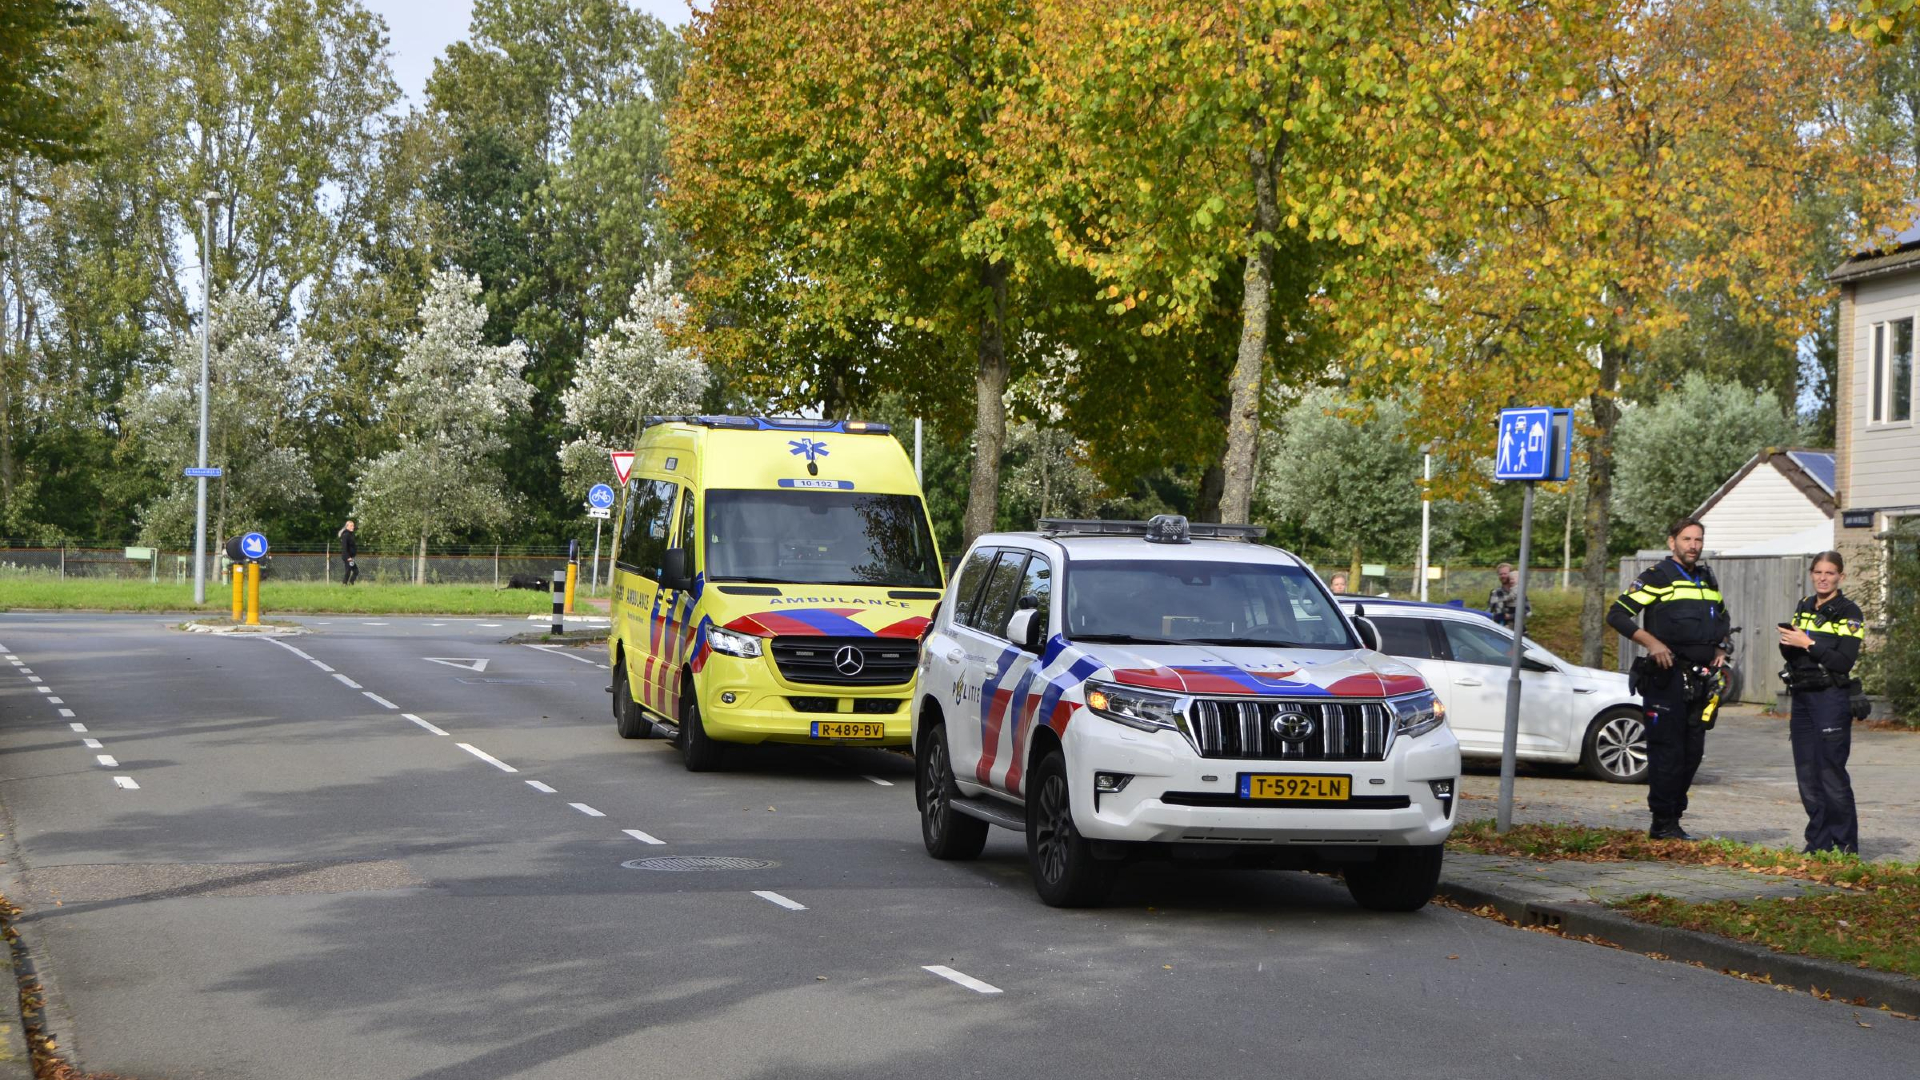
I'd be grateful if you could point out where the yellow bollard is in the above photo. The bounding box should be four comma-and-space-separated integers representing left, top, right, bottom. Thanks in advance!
231, 565, 244, 622
246, 562, 261, 626
564, 560, 578, 614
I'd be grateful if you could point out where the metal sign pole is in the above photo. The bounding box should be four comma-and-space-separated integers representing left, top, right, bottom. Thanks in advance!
1496, 479, 1536, 834
192, 195, 216, 604
591, 519, 602, 595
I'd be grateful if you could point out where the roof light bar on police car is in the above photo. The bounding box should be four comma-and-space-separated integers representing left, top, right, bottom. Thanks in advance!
1036, 515, 1267, 543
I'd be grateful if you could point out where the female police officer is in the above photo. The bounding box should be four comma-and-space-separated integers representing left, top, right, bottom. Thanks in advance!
1778, 551, 1865, 855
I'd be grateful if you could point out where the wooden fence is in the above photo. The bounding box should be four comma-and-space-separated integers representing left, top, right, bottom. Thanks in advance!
1616, 553, 1815, 704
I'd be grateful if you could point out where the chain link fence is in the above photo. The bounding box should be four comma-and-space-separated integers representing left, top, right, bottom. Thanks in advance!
0, 538, 598, 587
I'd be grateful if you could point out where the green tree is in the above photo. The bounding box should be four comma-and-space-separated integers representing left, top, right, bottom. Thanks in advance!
1612, 373, 1802, 544
1260, 390, 1421, 582
0, 0, 97, 164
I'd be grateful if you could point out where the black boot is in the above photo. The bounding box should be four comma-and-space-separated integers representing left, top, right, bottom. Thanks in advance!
1649, 819, 1695, 841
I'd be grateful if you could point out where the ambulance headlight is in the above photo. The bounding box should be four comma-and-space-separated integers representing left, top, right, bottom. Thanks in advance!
1084, 681, 1184, 733
707, 626, 764, 659
1388, 690, 1445, 738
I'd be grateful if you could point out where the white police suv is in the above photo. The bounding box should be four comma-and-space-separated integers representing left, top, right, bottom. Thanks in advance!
912, 516, 1461, 909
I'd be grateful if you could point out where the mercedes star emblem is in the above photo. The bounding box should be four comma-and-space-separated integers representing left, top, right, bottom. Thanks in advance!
833, 645, 867, 677
1271, 709, 1316, 743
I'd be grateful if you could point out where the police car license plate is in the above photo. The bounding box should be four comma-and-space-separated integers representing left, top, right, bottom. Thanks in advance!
811, 721, 885, 740
1238, 774, 1351, 801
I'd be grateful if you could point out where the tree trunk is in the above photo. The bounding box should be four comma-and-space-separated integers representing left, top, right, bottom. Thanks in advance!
1349, 542, 1362, 591
962, 259, 1010, 546
1194, 464, 1225, 523
416, 531, 428, 586
1221, 127, 1281, 525
1579, 343, 1625, 668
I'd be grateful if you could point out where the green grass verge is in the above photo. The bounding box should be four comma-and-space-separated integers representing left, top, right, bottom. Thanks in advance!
1449, 820, 1920, 976
0, 577, 560, 615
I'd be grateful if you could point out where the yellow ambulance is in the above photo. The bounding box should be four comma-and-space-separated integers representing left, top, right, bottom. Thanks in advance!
607, 416, 945, 770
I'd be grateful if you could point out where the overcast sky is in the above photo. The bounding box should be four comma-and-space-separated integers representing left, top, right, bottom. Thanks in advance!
364, 0, 696, 103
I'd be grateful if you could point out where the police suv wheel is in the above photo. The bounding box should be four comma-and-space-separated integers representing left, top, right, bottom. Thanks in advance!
1343, 845, 1443, 912
613, 656, 655, 740
678, 676, 725, 772
1026, 751, 1116, 907
917, 724, 988, 860
1582, 708, 1648, 784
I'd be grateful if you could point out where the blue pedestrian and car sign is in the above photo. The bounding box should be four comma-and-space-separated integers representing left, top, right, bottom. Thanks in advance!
239, 532, 269, 561
1493, 407, 1572, 482
183, 466, 223, 478
587, 483, 616, 509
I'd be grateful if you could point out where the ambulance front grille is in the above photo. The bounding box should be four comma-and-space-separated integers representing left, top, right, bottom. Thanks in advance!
1183, 699, 1393, 761
769, 637, 919, 687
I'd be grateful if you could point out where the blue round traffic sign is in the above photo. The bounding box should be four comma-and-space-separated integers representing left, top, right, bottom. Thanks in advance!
588, 484, 616, 509
240, 532, 269, 560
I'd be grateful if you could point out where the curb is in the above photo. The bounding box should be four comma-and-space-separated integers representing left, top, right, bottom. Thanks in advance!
504, 629, 608, 646
176, 622, 308, 636
1438, 876, 1920, 1015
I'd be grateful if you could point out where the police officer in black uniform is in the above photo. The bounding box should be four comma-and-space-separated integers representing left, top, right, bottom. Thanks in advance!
1779, 550, 1865, 855
1607, 517, 1731, 840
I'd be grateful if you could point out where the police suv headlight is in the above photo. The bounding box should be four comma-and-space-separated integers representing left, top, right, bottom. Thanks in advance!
1388, 689, 1445, 738
707, 626, 764, 659
1084, 680, 1184, 733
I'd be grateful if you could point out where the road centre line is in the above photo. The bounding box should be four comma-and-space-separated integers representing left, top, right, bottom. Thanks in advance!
363, 692, 398, 710
96, 755, 117, 768
457, 743, 517, 772
569, 802, 605, 817
622, 829, 665, 845
113, 777, 139, 790
922, 966, 1003, 995
58, 709, 74, 718
526, 780, 556, 793
752, 890, 807, 911
82, 739, 102, 749
861, 775, 895, 787
403, 713, 449, 736
331, 673, 362, 689
284, 646, 314, 660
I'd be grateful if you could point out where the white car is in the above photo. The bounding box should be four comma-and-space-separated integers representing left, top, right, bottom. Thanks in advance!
1336, 598, 1647, 783
912, 516, 1461, 910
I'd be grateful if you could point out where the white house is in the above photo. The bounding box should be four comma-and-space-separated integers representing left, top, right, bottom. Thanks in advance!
1692, 448, 1836, 556
1830, 225, 1920, 600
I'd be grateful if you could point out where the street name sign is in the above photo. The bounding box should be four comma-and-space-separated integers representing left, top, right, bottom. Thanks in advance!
184, 466, 223, 478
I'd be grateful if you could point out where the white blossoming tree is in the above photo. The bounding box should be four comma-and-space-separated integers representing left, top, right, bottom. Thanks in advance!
352, 271, 533, 583
124, 293, 329, 555
558, 262, 709, 506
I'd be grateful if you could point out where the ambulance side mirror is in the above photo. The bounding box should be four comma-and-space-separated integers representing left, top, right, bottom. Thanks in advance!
661, 548, 692, 593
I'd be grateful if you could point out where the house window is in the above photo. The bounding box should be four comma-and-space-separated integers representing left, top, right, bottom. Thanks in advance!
1872, 317, 1913, 424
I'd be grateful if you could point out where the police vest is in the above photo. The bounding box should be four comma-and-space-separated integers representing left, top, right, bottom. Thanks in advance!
1619, 559, 1730, 653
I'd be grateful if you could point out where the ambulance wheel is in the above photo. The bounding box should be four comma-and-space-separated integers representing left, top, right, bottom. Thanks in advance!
1581, 708, 1648, 784
1026, 751, 1116, 907
613, 655, 654, 740
1344, 845, 1443, 912
918, 724, 988, 860
678, 675, 724, 772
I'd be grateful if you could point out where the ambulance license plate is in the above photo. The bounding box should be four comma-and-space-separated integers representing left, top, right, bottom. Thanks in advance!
812, 721, 885, 740
1238, 774, 1351, 801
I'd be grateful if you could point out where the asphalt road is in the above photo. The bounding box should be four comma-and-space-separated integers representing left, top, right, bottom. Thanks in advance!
1, 613, 1915, 1080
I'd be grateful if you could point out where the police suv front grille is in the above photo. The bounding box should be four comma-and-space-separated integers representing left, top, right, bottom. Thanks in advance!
1183, 699, 1393, 762
769, 637, 919, 687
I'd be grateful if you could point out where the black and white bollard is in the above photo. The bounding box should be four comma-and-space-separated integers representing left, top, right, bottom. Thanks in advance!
551, 570, 566, 636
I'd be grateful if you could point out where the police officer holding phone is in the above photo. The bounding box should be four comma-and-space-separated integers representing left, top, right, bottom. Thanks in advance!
1779, 550, 1865, 855
1608, 517, 1731, 841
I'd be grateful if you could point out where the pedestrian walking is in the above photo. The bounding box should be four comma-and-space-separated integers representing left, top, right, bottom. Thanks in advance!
1778, 551, 1865, 855
1487, 562, 1531, 628
1608, 517, 1732, 841
339, 519, 359, 585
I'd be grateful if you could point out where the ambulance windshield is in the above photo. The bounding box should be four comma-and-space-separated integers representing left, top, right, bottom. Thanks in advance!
704, 489, 942, 588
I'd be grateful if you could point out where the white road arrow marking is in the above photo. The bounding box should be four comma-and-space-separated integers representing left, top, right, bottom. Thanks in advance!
423, 657, 490, 672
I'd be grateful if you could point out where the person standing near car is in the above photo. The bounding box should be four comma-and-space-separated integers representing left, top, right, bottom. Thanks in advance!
338, 519, 359, 585
1607, 518, 1731, 841
1328, 572, 1349, 594
1488, 562, 1530, 628
1779, 551, 1864, 855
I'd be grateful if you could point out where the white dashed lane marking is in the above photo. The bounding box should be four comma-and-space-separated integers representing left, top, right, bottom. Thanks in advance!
922, 966, 1003, 994
521, 643, 599, 666
862, 775, 895, 787
623, 829, 665, 845
457, 743, 517, 772
569, 803, 605, 818
311, 661, 335, 673
27, 676, 41, 683
96, 755, 118, 768
58, 709, 74, 718
82, 739, 102, 749
113, 777, 139, 790
403, 714, 449, 736
69, 723, 85, 733
363, 692, 398, 710
46, 697, 61, 704
753, 891, 807, 911
331, 673, 363, 689
36, 687, 50, 694
526, 781, 556, 793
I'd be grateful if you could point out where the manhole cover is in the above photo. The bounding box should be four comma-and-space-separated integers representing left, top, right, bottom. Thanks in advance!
621, 856, 776, 872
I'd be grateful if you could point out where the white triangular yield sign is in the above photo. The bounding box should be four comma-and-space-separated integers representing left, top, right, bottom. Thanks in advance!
423, 657, 489, 672
609, 450, 636, 486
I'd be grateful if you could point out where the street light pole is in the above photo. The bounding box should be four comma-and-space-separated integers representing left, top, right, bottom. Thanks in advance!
192, 191, 219, 604
1418, 442, 1432, 602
